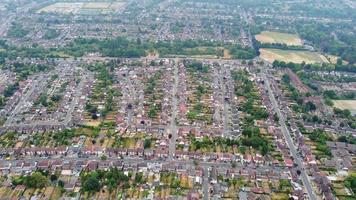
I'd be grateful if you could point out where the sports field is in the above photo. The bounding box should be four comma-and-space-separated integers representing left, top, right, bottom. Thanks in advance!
255, 31, 303, 46
260, 48, 329, 64
333, 100, 356, 115
37, 2, 83, 14
37, 1, 126, 14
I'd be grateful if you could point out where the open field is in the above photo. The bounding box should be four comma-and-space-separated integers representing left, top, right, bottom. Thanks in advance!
82, 2, 111, 9
37, 1, 126, 14
260, 48, 329, 64
255, 31, 303, 46
0, 3, 7, 11
333, 100, 356, 115
37, 2, 83, 14
326, 54, 349, 65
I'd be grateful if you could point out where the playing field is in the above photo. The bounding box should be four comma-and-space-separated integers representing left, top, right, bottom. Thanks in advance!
83, 2, 111, 9
255, 31, 303, 46
37, 1, 126, 14
333, 100, 356, 115
37, 2, 83, 14
260, 48, 329, 64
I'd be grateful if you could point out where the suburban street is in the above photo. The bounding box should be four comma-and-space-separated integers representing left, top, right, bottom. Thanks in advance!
202, 166, 209, 200
262, 68, 317, 200
168, 62, 179, 160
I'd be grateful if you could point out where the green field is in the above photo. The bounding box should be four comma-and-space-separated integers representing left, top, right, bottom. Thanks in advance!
260, 48, 329, 64
333, 100, 356, 115
255, 31, 303, 46
37, 1, 126, 15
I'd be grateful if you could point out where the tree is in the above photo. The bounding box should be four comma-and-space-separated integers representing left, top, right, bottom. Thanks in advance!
279, 179, 291, 190
304, 101, 317, 112
282, 74, 291, 84
136, 38, 142, 45
92, 113, 98, 120
58, 180, 65, 188
324, 98, 334, 106
43, 29, 60, 39
0, 95, 4, 107
144, 139, 152, 149
187, 111, 197, 121
274, 113, 279, 122
25, 172, 48, 188
38, 94, 48, 107
135, 172, 144, 184
50, 94, 62, 102
327, 63, 336, 72
296, 170, 301, 176
336, 58, 342, 65
101, 155, 107, 161
148, 105, 157, 118
323, 90, 338, 99
337, 135, 348, 143
50, 174, 58, 182
261, 144, 269, 156
83, 176, 100, 192
345, 175, 356, 194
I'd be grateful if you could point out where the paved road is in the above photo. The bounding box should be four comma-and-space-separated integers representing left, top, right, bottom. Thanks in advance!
168, 62, 179, 160
64, 73, 88, 124
240, 9, 253, 48
3, 155, 288, 173
262, 69, 317, 200
220, 65, 230, 138
202, 166, 209, 200
5, 75, 48, 126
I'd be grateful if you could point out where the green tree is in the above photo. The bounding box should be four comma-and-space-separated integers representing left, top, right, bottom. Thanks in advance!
304, 101, 317, 112
101, 155, 107, 161
83, 176, 100, 192
144, 138, 152, 149
50, 174, 58, 182
0, 95, 4, 107
25, 172, 48, 188
282, 74, 291, 84
345, 175, 356, 193
58, 180, 65, 188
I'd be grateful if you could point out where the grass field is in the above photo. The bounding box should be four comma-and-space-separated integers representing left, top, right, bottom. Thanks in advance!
255, 31, 303, 46
37, 2, 83, 14
333, 100, 356, 115
83, 2, 111, 9
260, 48, 329, 64
326, 54, 349, 65
37, 1, 126, 14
